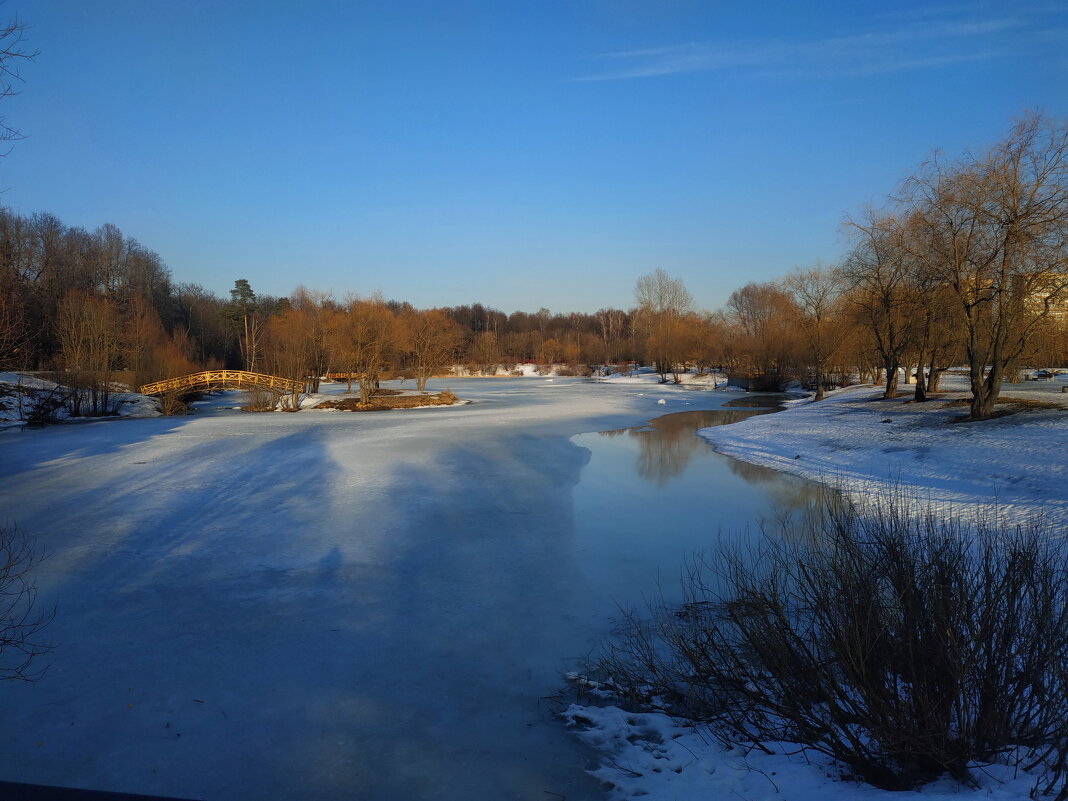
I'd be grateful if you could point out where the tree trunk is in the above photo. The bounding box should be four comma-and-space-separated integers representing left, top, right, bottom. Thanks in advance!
883, 359, 899, 398
913, 361, 928, 402
655, 359, 669, 383
969, 365, 1002, 419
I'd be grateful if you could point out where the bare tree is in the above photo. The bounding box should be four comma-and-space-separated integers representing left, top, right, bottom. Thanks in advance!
691, 312, 726, 380
56, 290, 122, 415
0, 279, 27, 369
594, 307, 628, 365
904, 113, 1068, 418
401, 308, 461, 391
123, 293, 165, 386
783, 265, 846, 400
262, 305, 318, 409
333, 296, 396, 403
634, 269, 693, 383
0, 13, 36, 150
469, 330, 499, 373
289, 286, 333, 391
725, 281, 799, 391
893, 214, 966, 400
842, 211, 919, 398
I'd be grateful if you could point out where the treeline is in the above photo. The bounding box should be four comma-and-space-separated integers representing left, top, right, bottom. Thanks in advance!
711, 113, 1068, 419
0, 207, 653, 394
1, 114, 1065, 420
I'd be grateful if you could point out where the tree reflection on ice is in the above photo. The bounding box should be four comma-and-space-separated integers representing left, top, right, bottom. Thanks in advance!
600, 409, 776, 486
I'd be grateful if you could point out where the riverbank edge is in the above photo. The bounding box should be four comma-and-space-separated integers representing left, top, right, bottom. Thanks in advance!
695, 381, 1067, 527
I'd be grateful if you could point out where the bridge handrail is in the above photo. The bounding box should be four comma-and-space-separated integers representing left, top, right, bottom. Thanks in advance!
139, 370, 306, 396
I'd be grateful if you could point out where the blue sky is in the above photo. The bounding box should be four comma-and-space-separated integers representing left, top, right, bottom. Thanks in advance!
3, 1, 1067, 313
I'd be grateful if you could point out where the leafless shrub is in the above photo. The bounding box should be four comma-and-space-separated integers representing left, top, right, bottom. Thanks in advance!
594, 492, 1068, 797
16, 378, 68, 425
60, 371, 126, 417
241, 388, 277, 412
156, 390, 189, 416
277, 391, 302, 412
0, 523, 54, 682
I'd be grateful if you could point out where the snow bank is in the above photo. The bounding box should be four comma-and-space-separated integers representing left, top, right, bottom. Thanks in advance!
0, 372, 161, 429
596, 367, 730, 387
565, 703, 1039, 801
698, 381, 1068, 526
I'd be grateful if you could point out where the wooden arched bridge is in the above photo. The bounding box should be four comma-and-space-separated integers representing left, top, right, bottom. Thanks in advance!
139, 370, 307, 397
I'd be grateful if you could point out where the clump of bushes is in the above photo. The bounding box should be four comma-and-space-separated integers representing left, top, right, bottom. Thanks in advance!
593, 493, 1068, 797
157, 390, 191, 415
241, 388, 278, 412
15, 381, 68, 424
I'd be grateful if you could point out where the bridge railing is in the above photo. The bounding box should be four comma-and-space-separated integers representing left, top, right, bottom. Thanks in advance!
139, 370, 307, 396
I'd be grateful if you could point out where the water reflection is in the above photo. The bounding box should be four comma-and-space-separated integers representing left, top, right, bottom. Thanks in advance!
722, 395, 788, 409
599, 409, 775, 486
572, 407, 824, 617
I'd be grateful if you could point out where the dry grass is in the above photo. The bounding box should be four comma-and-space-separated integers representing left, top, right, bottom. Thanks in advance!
1001, 397, 1063, 410
944, 397, 1063, 411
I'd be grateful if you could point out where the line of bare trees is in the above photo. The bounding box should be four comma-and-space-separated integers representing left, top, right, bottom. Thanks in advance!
690, 113, 1067, 418
2, 115, 1063, 419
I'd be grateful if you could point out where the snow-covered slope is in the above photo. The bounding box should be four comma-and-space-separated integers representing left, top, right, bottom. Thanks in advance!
699, 382, 1068, 526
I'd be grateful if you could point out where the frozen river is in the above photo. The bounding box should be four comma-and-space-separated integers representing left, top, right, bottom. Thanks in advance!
0, 377, 812, 800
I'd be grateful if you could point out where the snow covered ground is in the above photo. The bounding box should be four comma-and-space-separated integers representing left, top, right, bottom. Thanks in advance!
0, 371, 161, 429
698, 372, 1068, 526
564, 703, 1040, 801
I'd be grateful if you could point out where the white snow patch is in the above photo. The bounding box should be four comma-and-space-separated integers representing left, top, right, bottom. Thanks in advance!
698, 380, 1068, 526
0, 372, 161, 429
565, 704, 1040, 801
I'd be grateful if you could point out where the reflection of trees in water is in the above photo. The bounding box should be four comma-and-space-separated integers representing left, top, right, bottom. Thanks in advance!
725, 455, 780, 484
724, 457, 831, 535
722, 395, 786, 409
598, 409, 773, 486
594, 407, 825, 523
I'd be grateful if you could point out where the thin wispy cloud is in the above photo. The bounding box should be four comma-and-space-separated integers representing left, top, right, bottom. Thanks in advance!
575, 14, 1031, 81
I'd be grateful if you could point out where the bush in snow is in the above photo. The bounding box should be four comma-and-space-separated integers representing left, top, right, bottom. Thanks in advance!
15, 379, 69, 424
0, 523, 53, 682
241, 388, 278, 412
594, 492, 1068, 797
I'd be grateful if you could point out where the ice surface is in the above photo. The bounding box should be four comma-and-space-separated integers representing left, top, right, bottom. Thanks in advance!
0, 377, 803, 800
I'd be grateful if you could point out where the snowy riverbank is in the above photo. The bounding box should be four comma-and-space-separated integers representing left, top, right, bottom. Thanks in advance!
698, 377, 1068, 527
0, 371, 162, 429
571, 372, 1068, 801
